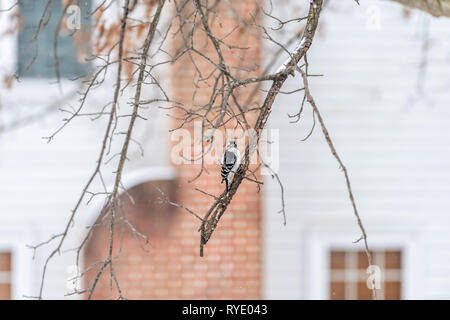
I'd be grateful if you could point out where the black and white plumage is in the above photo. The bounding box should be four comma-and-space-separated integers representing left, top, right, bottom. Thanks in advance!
221, 141, 241, 192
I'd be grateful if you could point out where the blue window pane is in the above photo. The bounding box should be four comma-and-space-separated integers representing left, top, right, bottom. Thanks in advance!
17, 0, 92, 78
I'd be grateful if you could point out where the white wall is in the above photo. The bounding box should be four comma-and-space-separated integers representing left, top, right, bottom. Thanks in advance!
264, 0, 450, 299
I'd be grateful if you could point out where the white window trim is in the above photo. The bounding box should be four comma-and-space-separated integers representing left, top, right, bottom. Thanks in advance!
305, 229, 424, 300
0, 0, 18, 77
0, 0, 86, 93
0, 239, 33, 300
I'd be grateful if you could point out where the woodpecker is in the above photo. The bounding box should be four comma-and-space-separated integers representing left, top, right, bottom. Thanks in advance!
221, 141, 241, 192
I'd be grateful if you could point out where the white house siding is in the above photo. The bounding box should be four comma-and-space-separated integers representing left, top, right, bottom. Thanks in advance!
264, 1, 450, 299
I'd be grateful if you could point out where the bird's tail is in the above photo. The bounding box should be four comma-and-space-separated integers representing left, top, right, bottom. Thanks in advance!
221, 177, 228, 191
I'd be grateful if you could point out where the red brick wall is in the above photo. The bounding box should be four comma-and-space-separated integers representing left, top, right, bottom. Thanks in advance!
168, 0, 263, 299
83, 0, 262, 299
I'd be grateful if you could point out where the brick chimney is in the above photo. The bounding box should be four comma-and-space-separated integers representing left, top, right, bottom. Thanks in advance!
84, 0, 262, 299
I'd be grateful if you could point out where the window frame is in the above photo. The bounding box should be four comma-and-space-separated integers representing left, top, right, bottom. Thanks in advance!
0, 239, 33, 300
15, 0, 93, 80
305, 229, 423, 300
0, 0, 99, 99
328, 248, 403, 300
0, 249, 12, 299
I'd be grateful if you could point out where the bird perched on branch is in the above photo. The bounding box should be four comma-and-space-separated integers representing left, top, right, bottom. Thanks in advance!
221, 141, 241, 192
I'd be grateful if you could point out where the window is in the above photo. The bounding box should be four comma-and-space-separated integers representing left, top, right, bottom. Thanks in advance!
17, 0, 92, 78
329, 249, 402, 300
0, 252, 12, 300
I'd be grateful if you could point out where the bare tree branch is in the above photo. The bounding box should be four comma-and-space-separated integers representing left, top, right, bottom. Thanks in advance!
392, 0, 450, 17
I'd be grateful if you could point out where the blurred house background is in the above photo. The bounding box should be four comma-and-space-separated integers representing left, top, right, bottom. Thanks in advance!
265, 1, 450, 299
1, 0, 450, 299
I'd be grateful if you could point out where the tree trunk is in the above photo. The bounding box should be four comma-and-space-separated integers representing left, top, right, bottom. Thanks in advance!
392, 0, 450, 17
